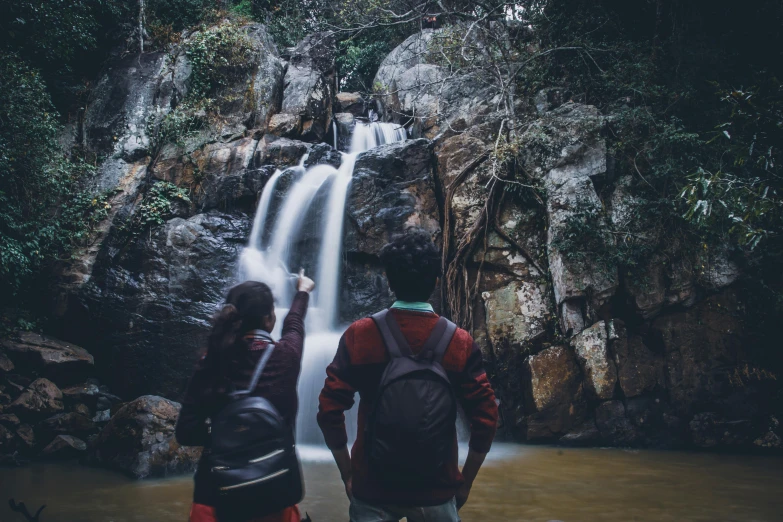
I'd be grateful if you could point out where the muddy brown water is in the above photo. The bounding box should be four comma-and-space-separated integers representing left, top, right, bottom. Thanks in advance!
1, 444, 781, 522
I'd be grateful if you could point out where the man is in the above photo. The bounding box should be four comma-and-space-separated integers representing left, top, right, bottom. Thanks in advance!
317, 229, 498, 522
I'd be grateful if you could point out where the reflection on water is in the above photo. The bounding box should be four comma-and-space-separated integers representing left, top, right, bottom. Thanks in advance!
1, 444, 782, 522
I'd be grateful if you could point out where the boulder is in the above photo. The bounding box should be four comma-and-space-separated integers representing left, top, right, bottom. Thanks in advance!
335, 92, 365, 116
559, 420, 601, 446
595, 400, 638, 445
696, 248, 741, 290
74, 211, 251, 399
0, 350, 13, 373
0, 413, 20, 428
652, 290, 744, 416
571, 321, 616, 400
346, 139, 439, 254
608, 320, 662, 398
0, 424, 14, 449
522, 346, 586, 440
341, 138, 440, 321
288, 31, 336, 75
9, 378, 64, 419
481, 281, 551, 357
40, 412, 96, 437
689, 412, 752, 448
334, 112, 356, 151
304, 143, 342, 169
42, 434, 87, 458
16, 423, 35, 450
198, 165, 274, 213
1, 332, 93, 384
89, 395, 201, 479
373, 30, 499, 136
268, 113, 300, 138
253, 135, 311, 167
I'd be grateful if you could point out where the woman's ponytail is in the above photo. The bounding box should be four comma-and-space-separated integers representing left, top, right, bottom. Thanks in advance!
205, 303, 242, 381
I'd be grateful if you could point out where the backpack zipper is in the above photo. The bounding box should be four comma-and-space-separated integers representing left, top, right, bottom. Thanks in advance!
248, 448, 285, 464
219, 469, 289, 491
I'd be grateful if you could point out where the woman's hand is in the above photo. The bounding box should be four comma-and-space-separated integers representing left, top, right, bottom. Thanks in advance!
297, 269, 316, 293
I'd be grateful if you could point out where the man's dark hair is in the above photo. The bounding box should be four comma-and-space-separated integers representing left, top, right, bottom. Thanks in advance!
379, 228, 441, 302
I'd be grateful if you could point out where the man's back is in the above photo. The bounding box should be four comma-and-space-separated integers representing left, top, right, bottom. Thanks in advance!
317, 307, 498, 507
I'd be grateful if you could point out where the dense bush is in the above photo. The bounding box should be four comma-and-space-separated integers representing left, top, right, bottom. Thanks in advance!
0, 55, 107, 303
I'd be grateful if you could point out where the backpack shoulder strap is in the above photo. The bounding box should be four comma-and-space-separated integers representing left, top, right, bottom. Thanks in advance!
420, 317, 457, 364
235, 342, 275, 396
371, 309, 412, 358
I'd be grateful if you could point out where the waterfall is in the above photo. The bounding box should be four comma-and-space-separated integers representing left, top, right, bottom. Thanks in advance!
239, 121, 407, 446
332, 120, 338, 150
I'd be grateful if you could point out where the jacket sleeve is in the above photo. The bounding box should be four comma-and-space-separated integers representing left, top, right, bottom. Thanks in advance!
317, 331, 357, 450
456, 341, 499, 454
175, 359, 212, 447
279, 291, 309, 357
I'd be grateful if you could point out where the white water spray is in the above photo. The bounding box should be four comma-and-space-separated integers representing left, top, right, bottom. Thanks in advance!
239, 121, 407, 445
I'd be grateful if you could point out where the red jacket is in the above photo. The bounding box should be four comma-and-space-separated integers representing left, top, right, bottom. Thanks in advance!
317, 308, 498, 506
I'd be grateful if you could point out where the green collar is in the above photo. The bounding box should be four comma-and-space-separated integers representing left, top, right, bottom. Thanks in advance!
391, 301, 435, 313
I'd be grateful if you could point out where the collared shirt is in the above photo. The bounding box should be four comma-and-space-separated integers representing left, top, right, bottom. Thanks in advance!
390, 300, 435, 313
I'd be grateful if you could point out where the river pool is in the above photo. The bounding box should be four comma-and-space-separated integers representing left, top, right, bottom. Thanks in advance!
1, 444, 781, 522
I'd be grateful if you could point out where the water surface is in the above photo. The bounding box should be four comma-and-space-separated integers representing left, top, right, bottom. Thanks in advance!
1, 444, 781, 522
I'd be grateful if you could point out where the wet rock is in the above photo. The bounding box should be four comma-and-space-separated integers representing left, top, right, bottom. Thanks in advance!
16, 423, 35, 450
0, 424, 15, 450
42, 434, 87, 458
609, 320, 662, 398
75, 211, 251, 399
335, 92, 365, 116
375, 30, 436, 93
522, 346, 586, 440
61, 383, 121, 410
436, 133, 490, 235
9, 378, 64, 419
1, 333, 93, 385
481, 281, 551, 357
90, 395, 201, 479
305, 143, 342, 169
595, 400, 638, 445
40, 412, 96, 437
253, 135, 311, 167
652, 290, 744, 416
93, 410, 112, 423
0, 413, 20, 428
559, 420, 601, 446
689, 412, 752, 448
268, 113, 300, 138
571, 321, 616, 400
334, 112, 356, 151
0, 351, 14, 373
346, 139, 439, 255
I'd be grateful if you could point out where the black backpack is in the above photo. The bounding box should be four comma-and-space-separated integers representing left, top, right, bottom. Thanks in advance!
205, 343, 304, 521
366, 309, 458, 486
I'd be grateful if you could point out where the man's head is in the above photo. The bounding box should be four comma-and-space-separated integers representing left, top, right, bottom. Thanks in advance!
379, 228, 440, 302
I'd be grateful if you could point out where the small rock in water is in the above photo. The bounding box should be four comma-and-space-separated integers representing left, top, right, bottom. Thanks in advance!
42, 434, 87, 458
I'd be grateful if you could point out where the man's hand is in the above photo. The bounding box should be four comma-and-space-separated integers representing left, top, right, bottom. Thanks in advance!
297, 268, 316, 293
343, 476, 353, 500
331, 446, 353, 501
456, 481, 472, 510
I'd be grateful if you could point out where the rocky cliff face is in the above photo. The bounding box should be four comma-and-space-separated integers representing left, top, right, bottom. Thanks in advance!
32, 25, 781, 454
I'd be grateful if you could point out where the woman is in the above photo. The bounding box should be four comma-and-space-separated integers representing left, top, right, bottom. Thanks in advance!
176, 273, 315, 522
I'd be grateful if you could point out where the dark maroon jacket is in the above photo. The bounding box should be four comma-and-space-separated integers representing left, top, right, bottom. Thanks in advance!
175, 291, 309, 505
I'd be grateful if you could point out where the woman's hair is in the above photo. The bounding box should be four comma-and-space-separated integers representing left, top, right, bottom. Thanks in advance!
204, 281, 274, 381
379, 228, 441, 302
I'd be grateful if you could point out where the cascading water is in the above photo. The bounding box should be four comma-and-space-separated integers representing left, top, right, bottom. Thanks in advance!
239, 121, 407, 447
